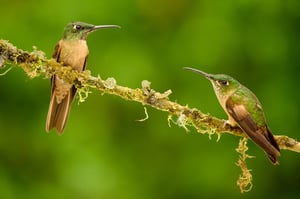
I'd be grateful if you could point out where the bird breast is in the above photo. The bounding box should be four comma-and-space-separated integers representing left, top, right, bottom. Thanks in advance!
59, 40, 89, 71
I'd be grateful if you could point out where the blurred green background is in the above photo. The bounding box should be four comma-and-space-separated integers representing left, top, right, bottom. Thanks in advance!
1, 0, 300, 198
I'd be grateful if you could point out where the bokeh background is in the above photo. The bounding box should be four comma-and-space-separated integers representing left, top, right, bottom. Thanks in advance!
1, 0, 300, 198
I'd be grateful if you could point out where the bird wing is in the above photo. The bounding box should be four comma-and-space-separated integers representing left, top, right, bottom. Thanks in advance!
46, 40, 72, 134
52, 41, 62, 60
50, 41, 63, 96
225, 97, 280, 164
82, 55, 88, 71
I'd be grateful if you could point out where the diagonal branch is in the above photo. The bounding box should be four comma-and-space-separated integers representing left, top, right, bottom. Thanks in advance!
0, 39, 299, 153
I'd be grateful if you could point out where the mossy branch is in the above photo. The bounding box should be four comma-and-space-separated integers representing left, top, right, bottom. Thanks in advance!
1, 39, 299, 192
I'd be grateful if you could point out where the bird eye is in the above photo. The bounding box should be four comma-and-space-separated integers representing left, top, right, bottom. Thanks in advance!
217, 80, 229, 86
73, 24, 82, 30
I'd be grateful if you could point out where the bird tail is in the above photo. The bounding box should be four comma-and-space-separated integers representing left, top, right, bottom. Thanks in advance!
265, 127, 281, 164
46, 90, 72, 134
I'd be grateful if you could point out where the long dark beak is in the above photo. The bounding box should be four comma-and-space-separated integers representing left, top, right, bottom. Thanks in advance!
183, 67, 212, 80
92, 25, 121, 31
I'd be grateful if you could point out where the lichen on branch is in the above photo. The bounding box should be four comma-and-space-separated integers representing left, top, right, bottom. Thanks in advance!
1, 39, 299, 192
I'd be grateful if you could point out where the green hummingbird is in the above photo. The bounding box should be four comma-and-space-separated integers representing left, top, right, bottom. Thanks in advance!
184, 67, 280, 164
46, 21, 120, 134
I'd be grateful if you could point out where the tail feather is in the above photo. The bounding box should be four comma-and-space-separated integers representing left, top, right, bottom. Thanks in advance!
249, 127, 280, 165
46, 91, 72, 134
253, 127, 280, 164
265, 127, 280, 164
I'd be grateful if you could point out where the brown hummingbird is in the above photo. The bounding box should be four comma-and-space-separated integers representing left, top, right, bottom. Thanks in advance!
46, 21, 120, 134
184, 67, 280, 164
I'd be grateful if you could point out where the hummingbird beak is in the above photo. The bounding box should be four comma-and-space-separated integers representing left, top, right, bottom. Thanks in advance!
183, 67, 213, 80
82, 25, 120, 40
90, 25, 121, 32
